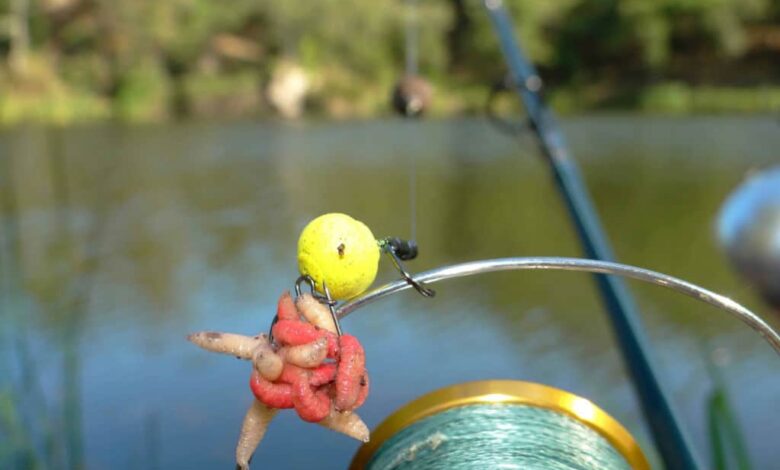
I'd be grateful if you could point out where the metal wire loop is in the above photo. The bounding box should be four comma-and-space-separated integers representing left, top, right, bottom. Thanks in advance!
297, 274, 342, 335
269, 275, 344, 343
295, 275, 317, 299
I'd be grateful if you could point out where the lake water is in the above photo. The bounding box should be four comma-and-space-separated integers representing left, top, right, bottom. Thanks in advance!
0, 116, 778, 469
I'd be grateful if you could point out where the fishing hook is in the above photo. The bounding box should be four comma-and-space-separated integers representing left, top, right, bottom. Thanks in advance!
269, 275, 344, 344
294, 275, 343, 336
379, 237, 435, 298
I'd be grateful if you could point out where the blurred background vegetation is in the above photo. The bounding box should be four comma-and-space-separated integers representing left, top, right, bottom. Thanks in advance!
1, 0, 780, 124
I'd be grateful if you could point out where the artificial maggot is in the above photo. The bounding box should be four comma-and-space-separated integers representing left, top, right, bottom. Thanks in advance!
296, 293, 338, 333
279, 336, 328, 368
186, 331, 262, 359
286, 364, 332, 422
335, 334, 367, 411
318, 409, 370, 442
187, 291, 370, 469
249, 369, 294, 409
236, 400, 277, 470
276, 291, 300, 321
272, 319, 339, 358
251, 334, 283, 380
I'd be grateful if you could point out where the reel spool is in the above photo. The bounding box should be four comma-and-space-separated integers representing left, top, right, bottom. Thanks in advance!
350, 380, 649, 470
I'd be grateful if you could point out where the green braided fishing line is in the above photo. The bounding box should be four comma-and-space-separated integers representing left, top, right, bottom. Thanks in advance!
367, 404, 632, 470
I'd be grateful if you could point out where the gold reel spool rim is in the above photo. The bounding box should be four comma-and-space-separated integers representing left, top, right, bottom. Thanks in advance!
350, 380, 651, 470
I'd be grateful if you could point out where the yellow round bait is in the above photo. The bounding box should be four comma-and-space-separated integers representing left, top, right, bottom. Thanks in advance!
297, 213, 380, 300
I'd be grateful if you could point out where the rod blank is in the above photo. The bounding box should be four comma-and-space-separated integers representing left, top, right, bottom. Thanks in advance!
337, 257, 780, 356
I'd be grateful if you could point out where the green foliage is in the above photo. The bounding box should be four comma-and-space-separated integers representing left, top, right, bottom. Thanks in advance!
640, 82, 693, 113
0, 389, 40, 470
114, 59, 172, 122
0, 0, 779, 124
552, 0, 772, 81
183, 71, 262, 118
0, 55, 111, 125
640, 83, 780, 113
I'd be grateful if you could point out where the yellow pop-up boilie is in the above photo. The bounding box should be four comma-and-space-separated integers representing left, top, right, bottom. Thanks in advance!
297, 213, 380, 300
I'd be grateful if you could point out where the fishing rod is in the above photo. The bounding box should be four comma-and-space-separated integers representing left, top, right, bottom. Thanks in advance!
482, 1, 702, 468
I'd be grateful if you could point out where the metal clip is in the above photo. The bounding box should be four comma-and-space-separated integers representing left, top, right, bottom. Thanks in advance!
295, 275, 343, 336
269, 275, 344, 345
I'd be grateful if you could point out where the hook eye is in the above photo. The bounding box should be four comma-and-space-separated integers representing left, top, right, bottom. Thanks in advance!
295, 275, 317, 298
295, 275, 337, 307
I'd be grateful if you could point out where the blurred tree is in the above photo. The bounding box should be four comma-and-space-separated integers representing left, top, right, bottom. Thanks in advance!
7, 0, 30, 76
553, 0, 770, 82
0, 0, 778, 122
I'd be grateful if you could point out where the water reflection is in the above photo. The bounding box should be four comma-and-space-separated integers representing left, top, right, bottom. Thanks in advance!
0, 117, 778, 469
1, 127, 89, 469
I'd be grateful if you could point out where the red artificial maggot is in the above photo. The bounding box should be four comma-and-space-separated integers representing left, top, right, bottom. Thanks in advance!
310, 363, 337, 387
286, 365, 331, 422
250, 370, 293, 409
276, 291, 300, 321
272, 319, 340, 358
189, 290, 372, 470
334, 334, 366, 411
254, 294, 368, 424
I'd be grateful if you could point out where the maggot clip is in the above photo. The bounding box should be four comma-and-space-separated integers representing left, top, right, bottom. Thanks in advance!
379, 237, 435, 298
268, 275, 344, 345
295, 275, 343, 336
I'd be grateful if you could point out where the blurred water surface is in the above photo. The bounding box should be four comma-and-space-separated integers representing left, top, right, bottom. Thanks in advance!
0, 116, 778, 469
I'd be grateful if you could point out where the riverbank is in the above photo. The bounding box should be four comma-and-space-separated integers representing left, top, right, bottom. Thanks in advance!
2, 65, 779, 126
